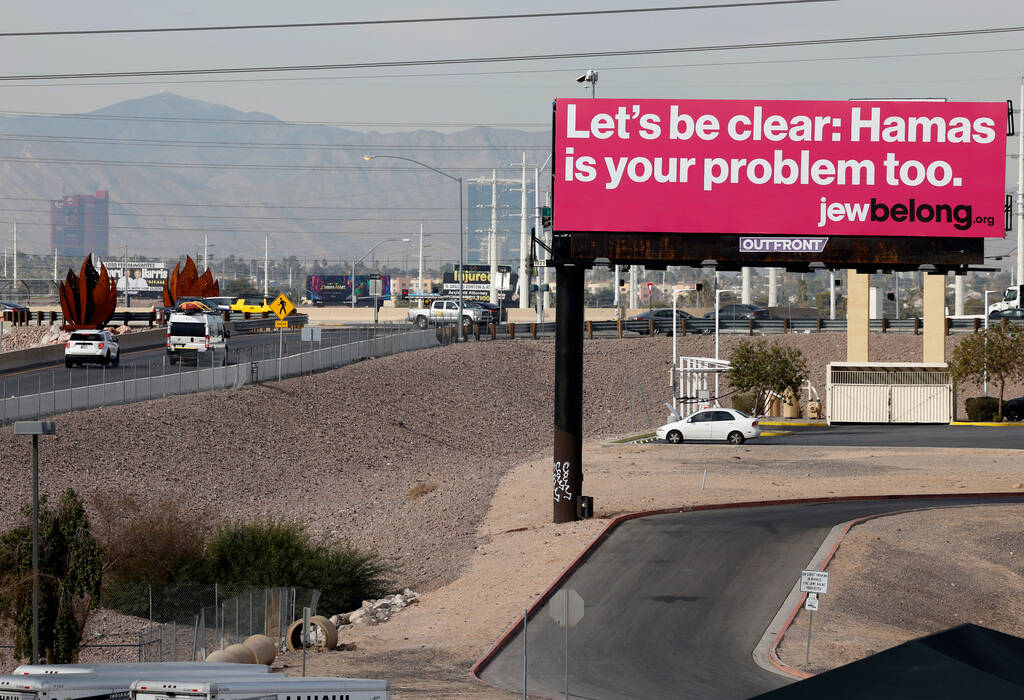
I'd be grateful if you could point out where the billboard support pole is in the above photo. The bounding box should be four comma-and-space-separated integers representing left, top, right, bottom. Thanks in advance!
1018, 80, 1023, 286
553, 263, 584, 523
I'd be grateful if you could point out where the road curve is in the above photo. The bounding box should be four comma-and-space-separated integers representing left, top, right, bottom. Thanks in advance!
476, 494, 1024, 700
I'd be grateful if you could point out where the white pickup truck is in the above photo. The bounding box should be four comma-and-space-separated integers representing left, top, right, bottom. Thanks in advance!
407, 299, 492, 329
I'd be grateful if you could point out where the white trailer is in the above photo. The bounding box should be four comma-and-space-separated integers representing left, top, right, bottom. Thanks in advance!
12, 664, 271, 676
131, 677, 390, 700
0, 668, 271, 700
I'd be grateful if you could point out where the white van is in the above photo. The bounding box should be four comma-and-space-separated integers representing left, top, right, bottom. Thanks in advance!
131, 677, 390, 700
166, 311, 229, 366
0, 667, 271, 700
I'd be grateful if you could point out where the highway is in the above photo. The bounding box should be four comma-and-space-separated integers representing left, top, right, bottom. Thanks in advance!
0, 325, 388, 398
478, 495, 1024, 700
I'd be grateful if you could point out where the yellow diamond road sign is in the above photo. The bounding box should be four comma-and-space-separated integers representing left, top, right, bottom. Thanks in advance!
270, 293, 295, 320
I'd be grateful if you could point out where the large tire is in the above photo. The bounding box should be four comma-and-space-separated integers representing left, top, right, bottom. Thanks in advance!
727, 431, 745, 445
666, 430, 683, 444
415, 315, 428, 329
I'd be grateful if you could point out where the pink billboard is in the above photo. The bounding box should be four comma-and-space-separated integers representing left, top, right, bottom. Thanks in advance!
553, 98, 1006, 238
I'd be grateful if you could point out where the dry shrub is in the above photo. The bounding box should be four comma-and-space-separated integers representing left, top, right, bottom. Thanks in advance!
88, 491, 208, 584
408, 481, 438, 500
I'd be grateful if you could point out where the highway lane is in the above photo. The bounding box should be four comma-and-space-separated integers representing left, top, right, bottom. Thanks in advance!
478, 495, 1024, 700
0, 325, 394, 398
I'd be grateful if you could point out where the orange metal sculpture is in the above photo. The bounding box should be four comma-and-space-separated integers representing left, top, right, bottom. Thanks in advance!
162, 256, 220, 307
59, 254, 117, 330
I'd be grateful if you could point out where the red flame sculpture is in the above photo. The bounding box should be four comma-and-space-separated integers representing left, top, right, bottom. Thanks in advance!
162, 256, 220, 307
59, 254, 117, 330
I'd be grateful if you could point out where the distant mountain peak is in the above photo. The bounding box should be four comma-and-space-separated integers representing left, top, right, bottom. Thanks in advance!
88, 92, 280, 122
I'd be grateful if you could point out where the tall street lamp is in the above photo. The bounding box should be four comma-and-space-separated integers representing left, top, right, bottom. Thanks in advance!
351, 238, 410, 323
14, 420, 56, 664
364, 155, 464, 338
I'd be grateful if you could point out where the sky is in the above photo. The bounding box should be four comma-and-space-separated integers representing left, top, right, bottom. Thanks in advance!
1, 1, 1021, 127
1, 0, 1023, 267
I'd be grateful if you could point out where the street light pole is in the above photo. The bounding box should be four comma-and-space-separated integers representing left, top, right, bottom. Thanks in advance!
364, 155, 464, 339
14, 421, 56, 665
984, 289, 993, 396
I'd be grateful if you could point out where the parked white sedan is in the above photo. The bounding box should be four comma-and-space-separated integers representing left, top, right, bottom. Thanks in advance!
656, 408, 761, 445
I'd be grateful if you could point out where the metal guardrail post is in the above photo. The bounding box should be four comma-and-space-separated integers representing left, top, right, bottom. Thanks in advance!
748, 318, 754, 335
509, 323, 516, 340
489, 323, 496, 340
616, 319, 622, 338
914, 317, 921, 335
531, 323, 537, 340
881, 317, 888, 333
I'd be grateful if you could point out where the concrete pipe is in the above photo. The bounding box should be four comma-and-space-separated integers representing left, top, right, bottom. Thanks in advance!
285, 615, 338, 652
243, 634, 279, 665
206, 643, 259, 664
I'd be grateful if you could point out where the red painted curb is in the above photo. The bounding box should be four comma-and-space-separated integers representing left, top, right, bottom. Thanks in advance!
470, 491, 1024, 688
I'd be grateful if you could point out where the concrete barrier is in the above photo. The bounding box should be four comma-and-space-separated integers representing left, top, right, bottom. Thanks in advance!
0, 328, 168, 373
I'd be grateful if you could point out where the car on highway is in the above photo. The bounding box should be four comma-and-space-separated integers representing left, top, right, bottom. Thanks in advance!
987, 308, 1024, 321
167, 310, 229, 366
230, 297, 273, 314
656, 407, 760, 444
703, 303, 772, 321
626, 308, 697, 335
65, 330, 120, 368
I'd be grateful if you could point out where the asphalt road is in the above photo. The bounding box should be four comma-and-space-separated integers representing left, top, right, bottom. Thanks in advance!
0, 326, 382, 398
761, 424, 1024, 449
478, 495, 1024, 700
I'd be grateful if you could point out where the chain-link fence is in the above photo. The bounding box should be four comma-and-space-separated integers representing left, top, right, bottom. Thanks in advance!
101, 583, 320, 661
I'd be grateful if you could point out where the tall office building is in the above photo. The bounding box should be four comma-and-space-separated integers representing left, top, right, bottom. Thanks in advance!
465, 177, 537, 265
50, 190, 110, 257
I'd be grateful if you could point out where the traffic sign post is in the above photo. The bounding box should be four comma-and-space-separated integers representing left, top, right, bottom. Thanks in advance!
549, 589, 584, 700
800, 571, 829, 666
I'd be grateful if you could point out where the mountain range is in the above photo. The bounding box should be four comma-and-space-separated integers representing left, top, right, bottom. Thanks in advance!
0, 92, 550, 265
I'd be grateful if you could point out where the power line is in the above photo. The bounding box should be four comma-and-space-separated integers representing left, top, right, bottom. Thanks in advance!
0, 153, 520, 173
0, 108, 548, 129
0, 194, 457, 210
0, 1, 835, 37
1, 25, 1022, 81
0, 132, 548, 151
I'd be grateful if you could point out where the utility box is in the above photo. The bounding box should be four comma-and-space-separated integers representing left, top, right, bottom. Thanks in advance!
826, 362, 952, 424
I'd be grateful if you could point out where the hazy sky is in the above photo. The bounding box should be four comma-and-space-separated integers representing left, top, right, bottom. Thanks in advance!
1, 1, 1021, 127
2, 1, 1022, 266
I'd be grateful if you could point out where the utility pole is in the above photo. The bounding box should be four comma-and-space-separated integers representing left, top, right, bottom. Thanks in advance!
490, 170, 499, 304
12, 222, 17, 297
768, 268, 778, 308
629, 265, 638, 310
53, 249, 58, 283
123, 243, 128, 307
264, 236, 269, 297
1017, 79, 1023, 286
830, 270, 837, 320
204, 234, 209, 272
418, 223, 424, 298
518, 152, 529, 309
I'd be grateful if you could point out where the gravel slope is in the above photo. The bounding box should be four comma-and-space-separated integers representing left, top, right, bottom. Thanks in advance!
0, 333, 1017, 594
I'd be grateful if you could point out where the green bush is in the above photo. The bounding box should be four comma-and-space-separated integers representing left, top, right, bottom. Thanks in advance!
199, 520, 390, 615
964, 396, 1003, 422
731, 393, 756, 415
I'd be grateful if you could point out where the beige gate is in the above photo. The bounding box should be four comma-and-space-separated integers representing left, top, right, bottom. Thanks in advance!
826, 363, 952, 424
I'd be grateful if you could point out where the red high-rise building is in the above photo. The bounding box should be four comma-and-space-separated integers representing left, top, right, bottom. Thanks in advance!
50, 190, 109, 257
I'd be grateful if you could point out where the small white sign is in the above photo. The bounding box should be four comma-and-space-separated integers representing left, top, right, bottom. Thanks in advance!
800, 570, 829, 594
804, 593, 819, 611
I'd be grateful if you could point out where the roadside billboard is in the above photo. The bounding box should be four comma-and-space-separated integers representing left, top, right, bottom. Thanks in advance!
442, 264, 517, 303
106, 261, 168, 295
307, 274, 391, 305
553, 98, 1006, 238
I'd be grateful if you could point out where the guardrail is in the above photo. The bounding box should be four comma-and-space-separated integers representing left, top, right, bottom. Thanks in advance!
453, 315, 1023, 340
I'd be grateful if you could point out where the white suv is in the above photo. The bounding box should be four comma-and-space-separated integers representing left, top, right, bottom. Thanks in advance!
65, 330, 120, 368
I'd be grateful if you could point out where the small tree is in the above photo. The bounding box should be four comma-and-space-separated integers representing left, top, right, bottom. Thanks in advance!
727, 339, 809, 415
949, 324, 1024, 420
0, 489, 103, 662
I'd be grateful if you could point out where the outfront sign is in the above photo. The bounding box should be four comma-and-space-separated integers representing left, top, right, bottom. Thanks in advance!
553, 98, 1006, 238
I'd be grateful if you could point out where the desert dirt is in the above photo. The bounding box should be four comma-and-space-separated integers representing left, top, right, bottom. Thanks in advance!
0, 333, 1022, 697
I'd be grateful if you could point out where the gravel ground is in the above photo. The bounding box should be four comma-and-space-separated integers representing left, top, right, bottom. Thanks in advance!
0, 332, 1020, 694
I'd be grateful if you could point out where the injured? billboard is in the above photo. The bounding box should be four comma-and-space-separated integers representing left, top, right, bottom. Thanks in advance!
553, 98, 1006, 238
